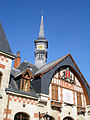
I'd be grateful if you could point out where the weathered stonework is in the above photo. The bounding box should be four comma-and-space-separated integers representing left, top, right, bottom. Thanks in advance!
0, 54, 13, 120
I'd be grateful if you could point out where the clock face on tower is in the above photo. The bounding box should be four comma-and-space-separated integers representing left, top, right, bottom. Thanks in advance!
37, 45, 44, 50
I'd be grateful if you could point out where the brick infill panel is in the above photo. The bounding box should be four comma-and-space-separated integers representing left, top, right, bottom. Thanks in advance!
58, 116, 60, 120
9, 95, 37, 105
0, 63, 5, 69
0, 56, 8, 63
3, 118, 11, 120
4, 109, 12, 114
34, 113, 39, 118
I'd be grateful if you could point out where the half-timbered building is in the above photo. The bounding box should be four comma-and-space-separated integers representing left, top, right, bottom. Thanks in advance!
0, 13, 90, 120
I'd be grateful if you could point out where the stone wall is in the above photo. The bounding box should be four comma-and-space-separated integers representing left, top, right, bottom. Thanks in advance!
0, 54, 12, 120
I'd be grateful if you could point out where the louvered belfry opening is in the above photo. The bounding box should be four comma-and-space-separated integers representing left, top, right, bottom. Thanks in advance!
14, 112, 30, 120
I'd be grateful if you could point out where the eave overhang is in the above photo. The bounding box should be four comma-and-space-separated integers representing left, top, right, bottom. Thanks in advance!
0, 51, 15, 59
5, 88, 39, 99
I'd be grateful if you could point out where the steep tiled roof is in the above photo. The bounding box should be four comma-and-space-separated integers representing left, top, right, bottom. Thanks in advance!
0, 23, 14, 56
9, 67, 38, 98
8, 54, 90, 103
17, 61, 38, 75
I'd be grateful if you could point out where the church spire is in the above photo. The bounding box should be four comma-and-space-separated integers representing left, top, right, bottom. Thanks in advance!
38, 9, 44, 38
34, 10, 48, 68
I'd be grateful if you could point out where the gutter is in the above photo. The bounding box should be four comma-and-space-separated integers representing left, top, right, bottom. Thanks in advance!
0, 51, 15, 59
5, 89, 39, 100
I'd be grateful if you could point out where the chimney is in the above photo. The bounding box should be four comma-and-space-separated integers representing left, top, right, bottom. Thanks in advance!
14, 51, 21, 68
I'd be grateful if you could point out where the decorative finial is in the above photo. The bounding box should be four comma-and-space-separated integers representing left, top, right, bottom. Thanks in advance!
42, 9, 43, 16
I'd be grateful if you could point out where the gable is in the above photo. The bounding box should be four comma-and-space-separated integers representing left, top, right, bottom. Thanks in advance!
50, 67, 85, 105
39, 55, 90, 104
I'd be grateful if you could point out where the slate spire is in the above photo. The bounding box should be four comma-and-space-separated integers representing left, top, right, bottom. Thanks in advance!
0, 22, 12, 55
38, 9, 44, 38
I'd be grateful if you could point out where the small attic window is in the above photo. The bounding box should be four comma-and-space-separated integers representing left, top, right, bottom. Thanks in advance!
0, 72, 3, 88
20, 72, 31, 92
20, 78, 30, 92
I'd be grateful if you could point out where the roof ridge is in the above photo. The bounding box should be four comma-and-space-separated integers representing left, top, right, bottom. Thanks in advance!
38, 54, 69, 69
34, 54, 70, 76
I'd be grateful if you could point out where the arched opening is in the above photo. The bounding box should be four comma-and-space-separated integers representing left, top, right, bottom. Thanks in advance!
43, 116, 55, 120
14, 112, 30, 120
0, 72, 3, 88
63, 116, 74, 120
50, 116, 55, 120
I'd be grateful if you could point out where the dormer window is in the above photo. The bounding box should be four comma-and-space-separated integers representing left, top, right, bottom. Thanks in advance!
0, 72, 2, 88
19, 69, 33, 92
20, 78, 29, 92
25, 80, 28, 91
20, 74, 30, 92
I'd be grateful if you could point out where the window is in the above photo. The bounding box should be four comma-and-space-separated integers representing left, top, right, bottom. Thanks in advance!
61, 68, 75, 84
20, 78, 30, 92
25, 80, 28, 91
0, 72, 2, 88
52, 85, 58, 101
62, 68, 71, 79
20, 72, 30, 92
14, 112, 30, 120
62, 71, 66, 77
73, 74, 75, 83
77, 92, 82, 106
66, 68, 70, 78
88, 111, 90, 115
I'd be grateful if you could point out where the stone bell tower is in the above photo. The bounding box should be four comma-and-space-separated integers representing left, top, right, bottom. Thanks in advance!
34, 11, 48, 68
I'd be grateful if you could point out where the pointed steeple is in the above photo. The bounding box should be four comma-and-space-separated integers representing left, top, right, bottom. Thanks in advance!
0, 22, 12, 55
34, 11, 48, 68
38, 9, 44, 38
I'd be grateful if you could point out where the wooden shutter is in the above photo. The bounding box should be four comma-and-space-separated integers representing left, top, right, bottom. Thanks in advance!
77, 92, 82, 106
52, 85, 58, 101
55, 86, 58, 101
58, 70, 60, 79
73, 74, 75, 83
25, 80, 28, 92
52, 85, 55, 100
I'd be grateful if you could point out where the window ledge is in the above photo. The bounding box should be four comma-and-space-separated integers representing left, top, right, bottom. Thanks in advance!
51, 100, 62, 108
77, 106, 85, 108
64, 102, 74, 106
51, 99, 61, 103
